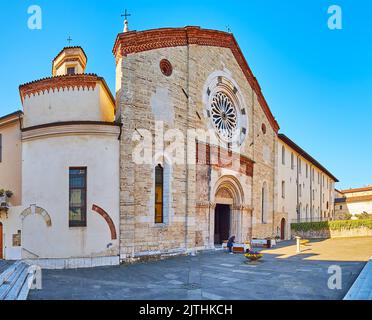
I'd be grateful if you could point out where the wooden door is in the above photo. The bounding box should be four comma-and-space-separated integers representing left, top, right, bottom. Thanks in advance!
280, 218, 286, 240
214, 204, 231, 244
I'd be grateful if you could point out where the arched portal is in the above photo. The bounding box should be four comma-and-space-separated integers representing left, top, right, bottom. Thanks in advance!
212, 176, 248, 245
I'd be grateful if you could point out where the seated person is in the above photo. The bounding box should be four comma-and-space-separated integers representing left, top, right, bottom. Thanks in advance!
227, 235, 236, 254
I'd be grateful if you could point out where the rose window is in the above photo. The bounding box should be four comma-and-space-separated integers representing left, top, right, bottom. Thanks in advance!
210, 92, 237, 141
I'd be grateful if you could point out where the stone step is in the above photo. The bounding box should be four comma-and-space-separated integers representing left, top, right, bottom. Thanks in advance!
0, 261, 22, 287
0, 262, 33, 301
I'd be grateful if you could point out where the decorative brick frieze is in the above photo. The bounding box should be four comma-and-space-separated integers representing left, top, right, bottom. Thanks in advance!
112, 26, 280, 133
196, 141, 254, 177
19, 74, 114, 104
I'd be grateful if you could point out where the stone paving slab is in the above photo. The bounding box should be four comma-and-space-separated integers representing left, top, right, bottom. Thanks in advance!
27, 237, 372, 300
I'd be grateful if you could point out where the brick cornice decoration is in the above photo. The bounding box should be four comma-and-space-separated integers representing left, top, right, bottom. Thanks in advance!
92, 204, 117, 240
112, 26, 280, 133
196, 141, 254, 177
54, 57, 86, 71
19, 74, 115, 105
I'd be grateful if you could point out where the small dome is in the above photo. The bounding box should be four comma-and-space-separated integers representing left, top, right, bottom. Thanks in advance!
52, 46, 87, 77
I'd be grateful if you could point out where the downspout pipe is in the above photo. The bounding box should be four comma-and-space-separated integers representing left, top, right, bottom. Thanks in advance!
184, 36, 190, 252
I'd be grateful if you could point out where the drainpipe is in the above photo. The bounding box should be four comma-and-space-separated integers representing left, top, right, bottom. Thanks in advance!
184, 37, 190, 252
320, 174, 323, 220
296, 155, 300, 222
250, 90, 255, 240
207, 164, 212, 247
310, 166, 313, 222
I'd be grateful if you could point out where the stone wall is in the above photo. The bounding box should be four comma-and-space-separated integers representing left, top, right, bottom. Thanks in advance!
291, 227, 372, 239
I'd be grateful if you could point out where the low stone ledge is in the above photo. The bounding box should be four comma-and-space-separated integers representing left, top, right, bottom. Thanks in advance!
344, 257, 372, 300
24, 256, 120, 270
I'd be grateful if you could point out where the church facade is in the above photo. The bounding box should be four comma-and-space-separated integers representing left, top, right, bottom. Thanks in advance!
0, 26, 338, 267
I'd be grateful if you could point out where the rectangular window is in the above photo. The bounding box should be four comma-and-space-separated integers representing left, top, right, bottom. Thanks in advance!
291, 153, 294, 170
67, 67, 76, 75
282, 181, 285, 199
69, 168, 87, 227
282, 146, 285, 165
306, 164, 308, 178
0, 134, 2, 162
298, 158, 302, 174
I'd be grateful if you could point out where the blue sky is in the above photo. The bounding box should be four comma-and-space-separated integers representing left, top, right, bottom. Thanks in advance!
0, 0, 371, 189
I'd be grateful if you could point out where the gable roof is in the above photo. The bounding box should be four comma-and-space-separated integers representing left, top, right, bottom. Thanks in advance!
0, 110, 23, 126
113, 26, 280, 133
341, 186, 372, 194
278, 133, 339, 182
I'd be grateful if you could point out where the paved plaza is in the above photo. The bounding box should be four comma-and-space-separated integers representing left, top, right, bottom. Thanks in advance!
28, 237, 372, 300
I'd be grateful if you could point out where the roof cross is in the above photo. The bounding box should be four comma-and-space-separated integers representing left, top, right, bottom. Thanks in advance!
121, 9, 132, 32
67, 36, 73, 46
121, 9, 131, 21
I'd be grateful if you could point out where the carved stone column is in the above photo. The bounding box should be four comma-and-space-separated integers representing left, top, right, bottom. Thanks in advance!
196, 201, 216, 248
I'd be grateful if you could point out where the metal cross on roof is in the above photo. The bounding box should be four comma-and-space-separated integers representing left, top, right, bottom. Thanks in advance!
67, 36, 73, 45
121, 9, 131, 20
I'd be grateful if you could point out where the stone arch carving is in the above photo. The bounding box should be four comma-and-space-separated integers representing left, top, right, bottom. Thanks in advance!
20, 205, 52, 227
92, 205, 117, 240
213, 175, 245, 205
212, 175, 251, 243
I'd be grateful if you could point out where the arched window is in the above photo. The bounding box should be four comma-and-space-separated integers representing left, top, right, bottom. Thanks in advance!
155, 164, 164, 224
262, 182, 268, 223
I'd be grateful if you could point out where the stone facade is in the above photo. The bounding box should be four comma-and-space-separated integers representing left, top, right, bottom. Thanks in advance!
115, 27, 281, 262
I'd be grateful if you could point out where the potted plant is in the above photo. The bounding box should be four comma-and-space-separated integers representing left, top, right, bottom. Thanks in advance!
244, 250, 263, 262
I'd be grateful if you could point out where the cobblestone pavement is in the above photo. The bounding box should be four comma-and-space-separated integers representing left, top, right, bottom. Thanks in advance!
28, 237, 372, 300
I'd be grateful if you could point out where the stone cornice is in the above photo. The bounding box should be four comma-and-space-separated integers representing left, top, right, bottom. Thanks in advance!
21, 122, 120, 141
112, 26, 280, 133
19, 74, 115, 105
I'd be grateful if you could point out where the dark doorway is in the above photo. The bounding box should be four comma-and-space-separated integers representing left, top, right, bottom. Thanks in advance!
280, 218, 286, 240
214, 204, 231, 245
